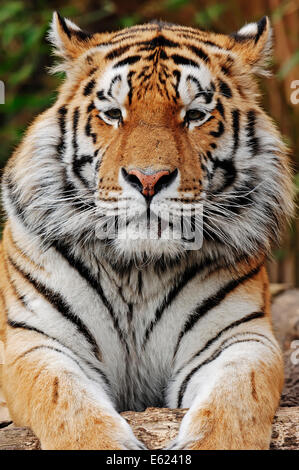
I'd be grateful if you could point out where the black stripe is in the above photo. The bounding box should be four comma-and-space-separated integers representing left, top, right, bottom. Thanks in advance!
56, 12, 72, 39
178, 33, 223, 49
200, 39, 229, 48
173, 264, 262, 356
8, 318, 59, 342
218, 79, 232, 98
113, 55, 141, 68
246, 109, 259, 156
177, 336, 267, 407
87, 102, 95, 113
185, 45, 210, 63
255, 16, 267, 43
73, 154, 93, 188
215, 99, 225, 119
206, 151, 214, 162
112, 26, 158, 39
138, 35, 179, 50
72, 29, 93, 41
143, 264, 200, 347
172, 70, 181, 101
53, 242, 130, 354
4, 175, 27, 225
83, 79, 96, 96
176, 311, 265, 377
221, 65, 231, 76
105, 44, 131, 60
145, 49, 168, 61
8, 316, 106, 382
232, 109, 240, 154
8, 257, 100, 357
57, 106, 67, 158
56, 13, 93, 42
204, 115, 215, 124
137, 271, 143, 296
127, 71, 135, 105
108, 74, 121, 98
10, 336, 110, 388
96, 90, 108, 101
72, 107, 79, 159
171, 54, 199, 68
88, 67, 97, 76
61, 170, 93, 212
187, 75, 214, 104
85, 114, 97, 143
209, 121, 224, 138
211, 158, 237, 193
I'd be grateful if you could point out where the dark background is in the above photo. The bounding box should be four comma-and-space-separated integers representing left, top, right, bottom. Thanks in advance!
0, 0, 298, 285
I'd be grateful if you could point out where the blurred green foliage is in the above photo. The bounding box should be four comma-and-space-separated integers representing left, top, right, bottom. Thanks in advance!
0, 1, 74, 168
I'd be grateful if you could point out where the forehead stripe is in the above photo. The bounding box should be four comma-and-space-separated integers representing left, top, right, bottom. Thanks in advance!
113, 55, 141, 68
171, 54, 199, 68
137, 35, 179, 49
105, 44, 131, 60
185, 45, 210, 63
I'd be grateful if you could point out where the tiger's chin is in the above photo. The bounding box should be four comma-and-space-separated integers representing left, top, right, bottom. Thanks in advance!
106, 236, 188, 262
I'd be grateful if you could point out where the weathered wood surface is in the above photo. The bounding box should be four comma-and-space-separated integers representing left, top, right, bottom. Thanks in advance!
0, 406, 298, 450
0, 423, 41, 450
272, 289, 299, 408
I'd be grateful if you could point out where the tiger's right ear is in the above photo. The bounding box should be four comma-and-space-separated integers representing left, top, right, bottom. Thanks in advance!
48, 12, 94, 72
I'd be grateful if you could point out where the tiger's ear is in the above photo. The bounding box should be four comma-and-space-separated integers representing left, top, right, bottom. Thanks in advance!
230, 16, 273, 77
48, 12, 94, 72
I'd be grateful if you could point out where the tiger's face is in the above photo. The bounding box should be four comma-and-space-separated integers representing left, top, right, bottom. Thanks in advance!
5, 14, 291, 263
78, 36, 219, 255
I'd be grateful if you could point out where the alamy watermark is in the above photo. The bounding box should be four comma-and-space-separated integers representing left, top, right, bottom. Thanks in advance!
290, 339, 299, 365
290, 80, 299, 105
94, 202, 204, 250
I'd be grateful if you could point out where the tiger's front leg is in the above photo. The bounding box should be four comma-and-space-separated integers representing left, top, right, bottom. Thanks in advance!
2, 327, 145, 450
166, 322, 283, 450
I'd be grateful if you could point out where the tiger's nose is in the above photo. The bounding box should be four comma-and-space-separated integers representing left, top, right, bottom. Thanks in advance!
121, 168, 178, 198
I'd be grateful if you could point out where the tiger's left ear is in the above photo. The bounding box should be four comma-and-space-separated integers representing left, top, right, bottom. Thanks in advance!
230, 16, 273, 77
48, 12, 94, 72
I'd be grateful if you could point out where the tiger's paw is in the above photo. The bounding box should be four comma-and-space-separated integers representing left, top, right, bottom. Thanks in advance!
41, 413, 147, 450
164, 408, 212, 450
165, 405, 270, 450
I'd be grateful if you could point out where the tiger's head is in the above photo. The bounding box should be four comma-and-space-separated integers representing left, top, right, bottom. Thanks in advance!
4, 13, 293, 265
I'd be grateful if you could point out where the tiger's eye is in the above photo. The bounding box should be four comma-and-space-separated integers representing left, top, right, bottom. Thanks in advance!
186, 109, 206, 121
105, 108, 122, 120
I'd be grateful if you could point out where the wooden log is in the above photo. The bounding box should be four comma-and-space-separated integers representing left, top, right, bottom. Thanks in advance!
0, 406, 298, 450
0, 423, 40, 450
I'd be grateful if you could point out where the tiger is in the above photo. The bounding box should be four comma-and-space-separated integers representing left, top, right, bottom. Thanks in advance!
0, 12, 293, 450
